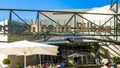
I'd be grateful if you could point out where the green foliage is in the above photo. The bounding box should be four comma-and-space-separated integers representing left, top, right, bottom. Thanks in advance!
2, 58, 10, 65
114, 56, 120, 64
114, 56, 120, 61
67, 63, 74, 67
67, 60, 74, 67
16, 63, 21, 68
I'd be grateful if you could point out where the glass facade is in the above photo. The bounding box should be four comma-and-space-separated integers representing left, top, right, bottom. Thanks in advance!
39, 42, 99, 64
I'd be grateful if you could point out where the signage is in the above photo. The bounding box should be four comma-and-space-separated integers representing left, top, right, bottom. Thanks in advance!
30, 22, 120, 33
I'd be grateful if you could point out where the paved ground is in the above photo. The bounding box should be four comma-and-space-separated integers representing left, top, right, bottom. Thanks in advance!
66, 64, 116, 68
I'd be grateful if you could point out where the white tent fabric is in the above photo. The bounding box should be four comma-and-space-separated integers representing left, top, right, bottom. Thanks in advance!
83, 4, 120, 25
0, 40, 59, 68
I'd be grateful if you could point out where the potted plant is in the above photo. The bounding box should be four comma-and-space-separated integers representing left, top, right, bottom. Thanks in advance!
2, 58, 11, 68
16, 63, 21, 68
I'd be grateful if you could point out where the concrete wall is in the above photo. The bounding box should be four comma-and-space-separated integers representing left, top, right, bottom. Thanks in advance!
0, 34, 8, 42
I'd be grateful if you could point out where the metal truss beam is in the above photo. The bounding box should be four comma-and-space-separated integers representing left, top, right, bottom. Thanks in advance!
0, 8, 120, 43
102, 16, 114, 26
12, 11, 30, 29
76, 13, 99, 26
0, 8, 119, 15
66, 37, 120, 45
110, 0, 119, 41
110, 0, 118, 13
100, 42, 120, 56
65, 14, 74, 26
40, 12, 57, 24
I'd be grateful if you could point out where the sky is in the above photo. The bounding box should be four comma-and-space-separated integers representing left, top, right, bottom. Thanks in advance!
0, 0, 112, 10
0, 0, 118, 20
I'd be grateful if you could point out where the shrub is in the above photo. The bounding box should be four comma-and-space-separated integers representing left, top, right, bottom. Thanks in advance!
2, 58, 10, 65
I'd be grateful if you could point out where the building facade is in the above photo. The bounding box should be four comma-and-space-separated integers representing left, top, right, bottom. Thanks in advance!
0, 5, 120, 68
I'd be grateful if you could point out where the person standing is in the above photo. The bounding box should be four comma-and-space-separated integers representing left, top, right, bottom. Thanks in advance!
45, 62, 49, 68
60, 62, 65, 68
101, 59, 110, 68
48, 63, 52, 68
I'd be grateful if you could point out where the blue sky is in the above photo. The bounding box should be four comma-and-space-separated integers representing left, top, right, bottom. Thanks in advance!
0, 0, 111, 10
0, 0, 118, 20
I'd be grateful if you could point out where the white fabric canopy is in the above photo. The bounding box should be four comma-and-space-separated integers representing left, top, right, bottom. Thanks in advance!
0, 40, 59, 68
0, 40, 58, 55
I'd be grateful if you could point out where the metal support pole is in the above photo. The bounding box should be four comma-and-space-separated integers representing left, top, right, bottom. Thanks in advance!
115, 0, 118, 41
110, 0, 119, 41
24, 55, 27, 68
115, 15, 118, 41
74, 13, 77, 35
8, 10, 12, 42
35, 12, 40, 33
